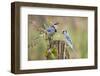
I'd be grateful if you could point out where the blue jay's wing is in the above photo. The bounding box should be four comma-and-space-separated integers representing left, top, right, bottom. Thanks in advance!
64, 32, 72, 44
64, 32, 73, 49
47, 28, 52, 32
66, 34, 72, 45
47, 27, 55, 33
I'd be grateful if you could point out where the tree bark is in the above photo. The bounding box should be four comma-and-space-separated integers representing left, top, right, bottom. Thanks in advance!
49, 40, 70, 59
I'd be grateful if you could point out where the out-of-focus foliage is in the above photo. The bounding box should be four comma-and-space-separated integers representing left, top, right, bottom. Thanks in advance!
28, 15, 88, 60
45, 48, 57, 59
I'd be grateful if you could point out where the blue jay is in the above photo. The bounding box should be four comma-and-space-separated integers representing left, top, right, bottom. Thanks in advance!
45, 23, 59, 40
46, 23, 59, 36
62, 30, 73, 50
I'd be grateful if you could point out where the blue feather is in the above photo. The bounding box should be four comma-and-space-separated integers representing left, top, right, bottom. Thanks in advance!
47, 27, 55, 33
63, 31, 73, 49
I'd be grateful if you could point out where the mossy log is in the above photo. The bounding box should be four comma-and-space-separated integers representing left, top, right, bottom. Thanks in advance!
48, 40, 70, 59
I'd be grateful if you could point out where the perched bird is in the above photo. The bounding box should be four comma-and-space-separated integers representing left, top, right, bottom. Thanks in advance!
43, 22, 59, 41
62, 30, 74, 50
46, 22, 59, 36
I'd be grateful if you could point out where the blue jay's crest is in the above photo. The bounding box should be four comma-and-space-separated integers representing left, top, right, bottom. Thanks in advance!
63, 30, 73, 50
53, 22, 59, 25
52, 22, 59, 30
62, 30, 67, 34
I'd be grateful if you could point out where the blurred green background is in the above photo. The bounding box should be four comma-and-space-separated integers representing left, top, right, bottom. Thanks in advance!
28, 15, 88, 60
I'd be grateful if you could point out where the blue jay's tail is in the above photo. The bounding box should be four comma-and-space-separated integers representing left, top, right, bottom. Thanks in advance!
70, 44, 76, 51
